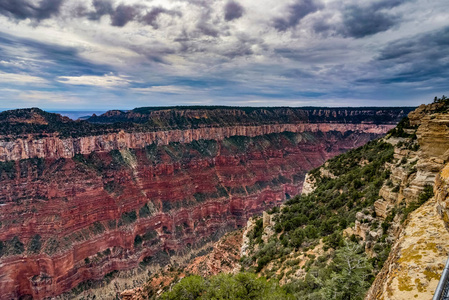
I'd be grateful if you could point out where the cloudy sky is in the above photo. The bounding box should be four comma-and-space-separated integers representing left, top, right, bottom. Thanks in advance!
0, 0, 448, 110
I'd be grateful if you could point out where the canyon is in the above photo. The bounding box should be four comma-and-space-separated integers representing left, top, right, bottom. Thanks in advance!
0, 107, 411, 299
115, 101, 449, 300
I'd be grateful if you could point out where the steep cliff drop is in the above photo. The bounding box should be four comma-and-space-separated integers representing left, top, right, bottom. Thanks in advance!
0, 106, 411, 299
365, 101, 449, 299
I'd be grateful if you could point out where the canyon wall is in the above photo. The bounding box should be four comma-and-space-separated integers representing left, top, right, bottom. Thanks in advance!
0, 107, 408, 299
365, 103, 449, 299
0, 123, 392, 162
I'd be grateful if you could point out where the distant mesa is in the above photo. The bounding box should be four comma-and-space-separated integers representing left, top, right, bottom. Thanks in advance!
0, 106, 415, 140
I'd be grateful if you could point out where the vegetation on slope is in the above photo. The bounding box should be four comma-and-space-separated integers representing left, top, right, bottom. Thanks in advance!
160, 273, 291, 300
387, 117, 417, 139
240, 139, 395, 298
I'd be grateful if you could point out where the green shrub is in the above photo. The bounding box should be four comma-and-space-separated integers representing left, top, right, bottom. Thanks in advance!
44, 237, 59, 255
119, 210, 137, 226
139, 203, 151, 218
28, 234, 42, 254
90, 222, 105, 235
160, 273, 292, 300
388, 117, 417, 138
0, 241, 5, 257
418, 185, 434, 204
248, 218, 264, 245
142, 229, 158, 241
134, 235, 143, 248
162, 201, 173, 212
10, 236, 24, 255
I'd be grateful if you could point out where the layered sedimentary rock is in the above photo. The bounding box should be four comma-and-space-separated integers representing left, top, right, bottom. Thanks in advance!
366, 103, 449, 299
0, 123, 393, 162
0, 107, 409, 299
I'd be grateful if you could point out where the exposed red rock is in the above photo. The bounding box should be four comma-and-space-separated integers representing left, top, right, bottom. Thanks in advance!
0, 124, 392, 299
123, 230, 244, 300
0, 123, 393, 161
184, 230, 243, 277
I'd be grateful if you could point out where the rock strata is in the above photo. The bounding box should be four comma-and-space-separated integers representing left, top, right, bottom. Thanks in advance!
366, 102, 449, 299
0, 123, 393, 162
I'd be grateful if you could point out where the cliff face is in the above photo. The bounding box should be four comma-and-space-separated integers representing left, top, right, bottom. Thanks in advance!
0, 123, 393, 162
0, 107, 405, 299
88, 106, 413, 126
366, 198, 449, 300
365, 102, 449, 299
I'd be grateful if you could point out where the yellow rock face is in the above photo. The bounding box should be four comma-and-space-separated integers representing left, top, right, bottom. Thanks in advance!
366, 198, 449, 299
435, 164, 449, 228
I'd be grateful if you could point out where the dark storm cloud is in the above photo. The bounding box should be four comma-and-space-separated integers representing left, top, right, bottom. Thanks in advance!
88, 0, 114, 21
373, 26, 449, 83
141, 7, 182, 29
312, 17, 335, 36
184, 0, 223, 38
110, 4, 139, 27
0, 32, 113, 77
71, 1, 182, 28
273, 0, 322, 32
341, 6, 399, 38
369, 0, 410, 11
0, 0, 64, 21
340, 0, 408, 38
224, 1, 244, 21
378, 27, 449, 61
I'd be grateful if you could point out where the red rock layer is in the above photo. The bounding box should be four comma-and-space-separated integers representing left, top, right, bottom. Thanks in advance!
0, 123, 393, 161
0, 129, 388, 299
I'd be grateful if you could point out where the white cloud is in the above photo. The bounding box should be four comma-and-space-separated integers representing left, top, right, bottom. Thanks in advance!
0, 72, 48, 85
18, 91, 80, 103
132, 85, 201, 94
57, 74, 132, 88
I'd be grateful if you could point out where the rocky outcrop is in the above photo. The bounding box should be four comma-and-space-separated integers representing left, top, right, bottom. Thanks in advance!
374, 199, 391, 219
415, 114, 449, 160
241, 218, 257, 258
184, 231, 243, 277
301, 173, 316, 195
366, 103, 449, 299
435, 164, 449, 228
